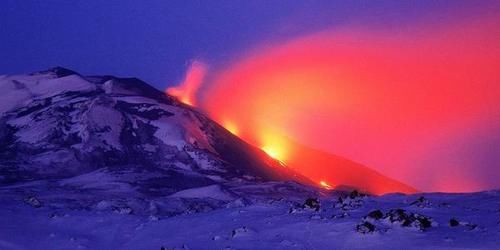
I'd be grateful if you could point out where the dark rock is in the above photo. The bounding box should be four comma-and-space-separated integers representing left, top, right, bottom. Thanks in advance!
335, 195, 363, 211
449, 218, 460, 227
385, 209, 409, 223
384, 209, 433, 231
349, 190, 366, 199
410, 196, 432, 208
366, 210, 384, 220
414, 215, 432, 230
303, 198, 320, 211
23, 196, 42, 208
337, 196, 344, 204
356, 221, 376, 234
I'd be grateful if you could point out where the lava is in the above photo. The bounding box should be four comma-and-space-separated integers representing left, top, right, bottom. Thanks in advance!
320, 181, 332, 190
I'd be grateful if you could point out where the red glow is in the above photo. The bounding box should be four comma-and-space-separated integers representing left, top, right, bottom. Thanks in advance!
319, 181, 332, 190
167, 61, 207, 106
168, 13, 500, 193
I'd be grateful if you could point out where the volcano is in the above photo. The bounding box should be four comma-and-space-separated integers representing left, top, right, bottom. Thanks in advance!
0, 67, 414, 195
1, 68, 499, 250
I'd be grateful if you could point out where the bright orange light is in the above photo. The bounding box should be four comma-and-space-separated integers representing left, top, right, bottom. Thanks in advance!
222, 120, 239, 135
199, 13, 500, 194
166, 10, 500, 193
261, 145, 287, 168
261, 146, 280, 160
319, 180, 332, 190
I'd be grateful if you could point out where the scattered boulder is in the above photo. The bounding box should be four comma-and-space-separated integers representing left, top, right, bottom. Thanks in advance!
335, 191, 366, 211
303, 198, 320, 211
24, 196, 42, 208
412, 215, 432, 230
410, 196, 432, 208
384, 209, 433, 231
449, 218, 460, 227
385, 209, 410, 224
366, 210, 384, 220
349, 190, 366, 199
335, 198, 363, 211
356, 221, 376, 234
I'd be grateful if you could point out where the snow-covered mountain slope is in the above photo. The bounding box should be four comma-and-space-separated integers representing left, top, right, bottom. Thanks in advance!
0, 67, 312, 191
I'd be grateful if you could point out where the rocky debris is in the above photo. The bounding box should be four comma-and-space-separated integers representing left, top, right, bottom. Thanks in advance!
410, 196, 432, 208
356, 221, 376, 234
384, 209, 433, 231
359, 209, 434, 232
365, 210, 384, 220
303, 198, 321, 211
447, 218, 478, 230
348, 190, 367, 199
335, 194, 364, 211
23, 196, 42, 208
449, 218, 460, 227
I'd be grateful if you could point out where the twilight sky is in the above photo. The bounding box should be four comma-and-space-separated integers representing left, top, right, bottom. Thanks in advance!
1, 1, 499, 192
0, 0, 480, 88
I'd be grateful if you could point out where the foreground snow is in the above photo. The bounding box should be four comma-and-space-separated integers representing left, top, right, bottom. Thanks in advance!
1, 188, 499, 249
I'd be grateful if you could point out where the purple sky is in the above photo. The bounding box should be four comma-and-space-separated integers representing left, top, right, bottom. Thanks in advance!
0, 0, 475, 89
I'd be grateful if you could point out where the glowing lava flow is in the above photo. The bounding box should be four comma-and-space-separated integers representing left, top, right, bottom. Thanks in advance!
320, 181, 333, 190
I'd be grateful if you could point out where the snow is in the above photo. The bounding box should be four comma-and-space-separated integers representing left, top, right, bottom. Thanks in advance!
0, 73, 95, 114
169, 185, 236, 201
0, 190, 500, 249
59, 169, 135, 194
83, 101, 124, 150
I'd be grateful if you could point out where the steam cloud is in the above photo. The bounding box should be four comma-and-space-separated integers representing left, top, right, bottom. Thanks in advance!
168, 11, 500, 193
